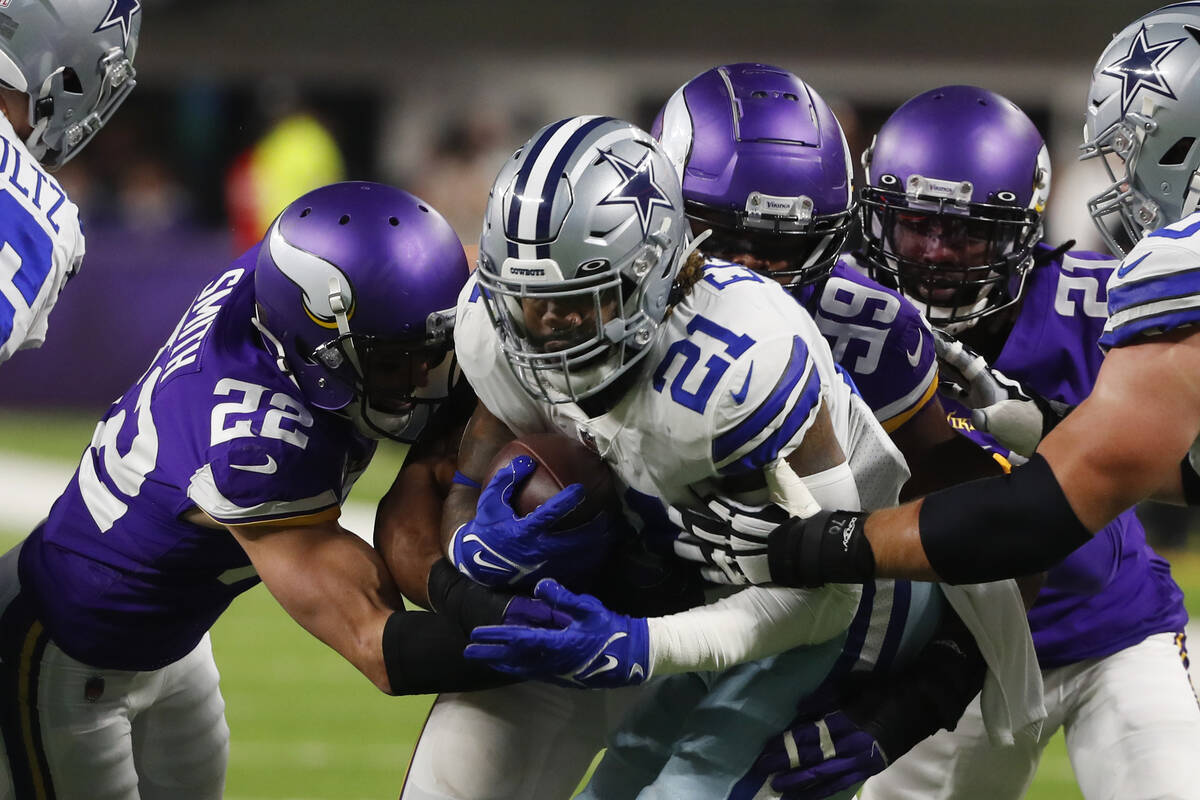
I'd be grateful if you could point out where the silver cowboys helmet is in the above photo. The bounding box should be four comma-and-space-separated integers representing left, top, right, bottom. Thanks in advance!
477, 116, 688, 404
1083, 4, 1200, 252
0, 0, 140, 169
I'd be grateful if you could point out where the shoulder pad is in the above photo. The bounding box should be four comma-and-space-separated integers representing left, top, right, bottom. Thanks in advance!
1101, 216, 1200, 349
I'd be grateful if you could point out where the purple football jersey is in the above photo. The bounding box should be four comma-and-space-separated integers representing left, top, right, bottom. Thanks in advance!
15, 249, 384, 671
793, 255, 938, 430
940, 242, 1187, 667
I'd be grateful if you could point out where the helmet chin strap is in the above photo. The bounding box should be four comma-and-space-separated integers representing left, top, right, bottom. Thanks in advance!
1183, 169, 1200, 219
327, 276, 363, 376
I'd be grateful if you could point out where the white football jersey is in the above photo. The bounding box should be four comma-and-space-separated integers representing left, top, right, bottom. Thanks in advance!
455, 259, 906, 512
0, 112, 85, 364
1101, 211, 1200, 350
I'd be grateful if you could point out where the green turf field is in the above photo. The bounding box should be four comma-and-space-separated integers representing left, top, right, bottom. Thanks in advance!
3, 408, 1199, 799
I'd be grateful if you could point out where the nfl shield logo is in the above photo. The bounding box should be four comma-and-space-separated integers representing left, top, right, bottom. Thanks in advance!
0, 1, 11, 8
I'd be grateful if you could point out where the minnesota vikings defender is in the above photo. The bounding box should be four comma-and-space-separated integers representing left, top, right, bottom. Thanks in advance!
782, 85, 1197, 800
0, 183, 543, 799
0, 0, 140, 364
640, 66, 1034, 799
667, 9, 1200, 794
418, 116, 1039, 800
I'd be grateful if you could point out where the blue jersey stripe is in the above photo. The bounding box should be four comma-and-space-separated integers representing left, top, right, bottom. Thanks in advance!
1107, 267, 1200, 316
712, 335, 811, 463
831, 581, 875, 677
1100, 306, 1200, 348
718, 364, 821, 474
1148, 217, 1200, 239
873, 579, 912, 675
0, 294, 13, 349
505, 118, 572, 243
534, 116, 614, 242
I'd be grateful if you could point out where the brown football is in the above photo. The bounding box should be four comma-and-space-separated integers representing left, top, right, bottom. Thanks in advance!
483, 433, 617, 530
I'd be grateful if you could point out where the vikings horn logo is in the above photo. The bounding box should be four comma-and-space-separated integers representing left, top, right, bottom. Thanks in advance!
268, 219, 355, 329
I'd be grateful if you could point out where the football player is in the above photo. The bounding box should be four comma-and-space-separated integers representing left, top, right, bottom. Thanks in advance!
664, 4, 1200, 615
0, 0, 140, 364
764, 86, 1199, 800
421, 116, 1040, 800
0, 182, 546, 799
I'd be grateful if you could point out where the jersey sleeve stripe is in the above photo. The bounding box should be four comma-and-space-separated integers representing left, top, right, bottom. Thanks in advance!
880, 374, 939, 434
716, 359, 822, 474
1148, 218, 1200, 239
187, 464, 340, 524
1099, 304, 1200, 348
1106, 266, 1200, 317
712, 335, 811, 463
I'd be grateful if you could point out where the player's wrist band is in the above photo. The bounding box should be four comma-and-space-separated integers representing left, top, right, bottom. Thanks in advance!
427, 558, 511, 634
452, 470, 482, 489
1181, 453, 1200, 506
380, 609, 514, 696
919, 453, 1092, 584
765, 509, 876, 587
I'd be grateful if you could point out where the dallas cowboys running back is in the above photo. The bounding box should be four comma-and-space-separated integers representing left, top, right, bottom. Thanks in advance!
0, 182, 507, 799
834, 85, 1199, 800
404, 115, 1041, 800
0, 0, 140, 363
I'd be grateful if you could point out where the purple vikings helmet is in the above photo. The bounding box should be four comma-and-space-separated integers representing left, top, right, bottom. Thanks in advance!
254, 181, 469, 441
861, 85, 1050, 330
1083, 4, 1200, 253
652, 62, 855, 288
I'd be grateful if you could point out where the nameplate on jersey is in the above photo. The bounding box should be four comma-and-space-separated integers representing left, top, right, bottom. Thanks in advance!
160, 268, 246, 383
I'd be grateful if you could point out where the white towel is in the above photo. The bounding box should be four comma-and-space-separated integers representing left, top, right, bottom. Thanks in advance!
941, 580, 1046, 746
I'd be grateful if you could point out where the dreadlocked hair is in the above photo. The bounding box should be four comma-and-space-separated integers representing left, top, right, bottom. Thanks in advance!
666, 249, 707, 312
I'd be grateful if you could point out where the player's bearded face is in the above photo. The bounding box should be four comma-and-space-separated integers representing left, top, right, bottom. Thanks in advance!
521, 289, 620, 354
890, 211, 993, 303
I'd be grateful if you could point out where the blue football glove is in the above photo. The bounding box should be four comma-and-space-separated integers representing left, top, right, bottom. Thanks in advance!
754, 677, 888, 800
450, 456, 615, 589
465, 578, 651, 688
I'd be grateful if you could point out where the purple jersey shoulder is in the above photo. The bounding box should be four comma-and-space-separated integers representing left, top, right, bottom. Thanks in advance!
794, 256, 937, 430
941, 242, 1187, 666
18, 255, 378, 671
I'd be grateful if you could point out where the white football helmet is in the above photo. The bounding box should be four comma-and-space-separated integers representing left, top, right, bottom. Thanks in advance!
0, 0, 140, 169
477, 116, 688, 404
1082, 4, 1200, 252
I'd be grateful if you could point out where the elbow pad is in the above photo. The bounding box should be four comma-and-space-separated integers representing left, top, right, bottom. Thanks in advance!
919, 454, 1092, 584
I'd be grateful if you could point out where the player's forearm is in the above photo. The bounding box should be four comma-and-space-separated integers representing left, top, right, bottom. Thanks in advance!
646, 583, 860, 675
764, 455, 1093, 586
375, 460, 448, 608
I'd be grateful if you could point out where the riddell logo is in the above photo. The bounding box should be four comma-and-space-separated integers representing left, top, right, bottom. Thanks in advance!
828, 515, 856, 552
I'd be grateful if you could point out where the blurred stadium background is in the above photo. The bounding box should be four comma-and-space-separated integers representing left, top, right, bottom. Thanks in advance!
2, 1, 1197, 797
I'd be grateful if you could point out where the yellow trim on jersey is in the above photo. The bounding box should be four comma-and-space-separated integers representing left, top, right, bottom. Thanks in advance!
19, 620, 50, 800
993, 453, 1013, 475
225, 505, 342, 528
881, 379, 939, 434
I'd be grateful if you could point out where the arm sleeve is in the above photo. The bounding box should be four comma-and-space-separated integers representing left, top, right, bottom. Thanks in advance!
646, 582, 861, 676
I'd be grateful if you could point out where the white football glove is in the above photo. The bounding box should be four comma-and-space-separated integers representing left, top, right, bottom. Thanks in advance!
668, 494, 788, 585
933, 328, 1072, 460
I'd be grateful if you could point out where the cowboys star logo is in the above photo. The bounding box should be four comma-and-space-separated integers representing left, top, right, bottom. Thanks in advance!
94, 0, 141, 50
596, 149, 674, 237
1101, 23, 1187, 116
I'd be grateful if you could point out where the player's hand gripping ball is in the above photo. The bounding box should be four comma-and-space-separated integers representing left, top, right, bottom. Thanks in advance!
451, 434, 619, 590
